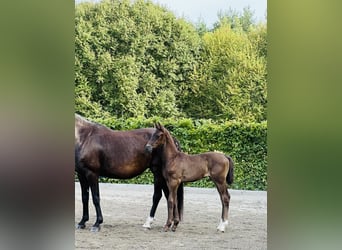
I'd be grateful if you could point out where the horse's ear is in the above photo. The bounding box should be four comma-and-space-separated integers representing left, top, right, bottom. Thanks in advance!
155, 122, 161, 130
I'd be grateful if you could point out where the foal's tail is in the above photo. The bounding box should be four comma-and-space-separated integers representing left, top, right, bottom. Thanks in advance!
177, 182, 184, 221
226, 156, 234, 185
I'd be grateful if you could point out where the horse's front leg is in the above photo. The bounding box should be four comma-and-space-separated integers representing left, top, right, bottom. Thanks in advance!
88, 173, 103, 232
76, 172, 89, 229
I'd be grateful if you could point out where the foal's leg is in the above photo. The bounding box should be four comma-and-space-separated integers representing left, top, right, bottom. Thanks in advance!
164, 179, 178, 232
214, 180, 230, 232
87, 173, 103, 232
171, 185, 180, 232
76, 172, 89, 229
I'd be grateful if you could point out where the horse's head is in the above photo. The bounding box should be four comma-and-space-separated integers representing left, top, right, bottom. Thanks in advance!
145, 122, 167, 153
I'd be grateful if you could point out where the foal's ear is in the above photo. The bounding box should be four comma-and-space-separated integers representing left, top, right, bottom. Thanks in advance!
157, 122, 166, 132
156, 122, 163, 131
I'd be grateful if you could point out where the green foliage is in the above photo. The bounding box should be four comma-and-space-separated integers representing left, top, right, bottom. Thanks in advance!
88, 117, 267, 190
185, 25, 267, 122
214, 6, 256, 32
75, 0, 202, 118
248, 23, 267, 58
75, 0, 267, 123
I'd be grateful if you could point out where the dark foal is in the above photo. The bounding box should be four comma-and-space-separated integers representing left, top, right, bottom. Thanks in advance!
145, 123, 234, 232
75, 114, 183, 232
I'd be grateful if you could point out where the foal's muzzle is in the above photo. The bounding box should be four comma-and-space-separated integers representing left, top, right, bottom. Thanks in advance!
145, 144, 153, 153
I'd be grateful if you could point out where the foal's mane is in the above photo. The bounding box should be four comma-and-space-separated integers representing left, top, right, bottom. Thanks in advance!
164, 128, 175, 145
156, 123, 179, 152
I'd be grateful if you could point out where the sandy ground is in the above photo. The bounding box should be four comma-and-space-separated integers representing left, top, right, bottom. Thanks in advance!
75, 183, 267, 249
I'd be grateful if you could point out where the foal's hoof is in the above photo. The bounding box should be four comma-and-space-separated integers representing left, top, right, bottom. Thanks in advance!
76, 224, 86, 229
171, 225, 177, 232
90, 225, 100, 232
163, 225, 170, 232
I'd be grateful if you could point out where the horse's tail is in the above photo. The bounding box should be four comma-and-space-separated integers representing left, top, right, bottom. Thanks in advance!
226, 155, 234, 185
177, 182, 184, 221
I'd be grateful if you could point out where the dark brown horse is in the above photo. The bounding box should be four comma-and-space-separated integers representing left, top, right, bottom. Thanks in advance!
75, 114, 183, 232
145, 123, 234, 232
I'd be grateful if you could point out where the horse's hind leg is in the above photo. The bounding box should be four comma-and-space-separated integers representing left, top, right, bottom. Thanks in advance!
143, 176, 163, 228
76, 172, 89, 229
214, 181, 230, 232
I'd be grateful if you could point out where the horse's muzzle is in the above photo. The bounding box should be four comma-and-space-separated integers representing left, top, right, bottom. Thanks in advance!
145, 144, 153, 153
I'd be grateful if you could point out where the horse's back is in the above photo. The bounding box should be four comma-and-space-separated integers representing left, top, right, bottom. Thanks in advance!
76, 126, 156, 178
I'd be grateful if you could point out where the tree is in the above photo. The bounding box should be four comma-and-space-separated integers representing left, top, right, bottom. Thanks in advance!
214, 6, 256, 32
184, 25, 267, 122
75, 1, 267, 123
75, 0, 202, 118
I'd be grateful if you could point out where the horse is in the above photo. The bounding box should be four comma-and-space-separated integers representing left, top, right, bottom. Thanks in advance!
75, 114, 184, 232
145, 123, 234, 232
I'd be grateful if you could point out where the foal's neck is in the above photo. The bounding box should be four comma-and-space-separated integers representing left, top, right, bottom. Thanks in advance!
162, 132, 179, 160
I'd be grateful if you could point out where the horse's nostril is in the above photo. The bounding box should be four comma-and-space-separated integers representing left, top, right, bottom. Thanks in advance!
145, 144, 152, 153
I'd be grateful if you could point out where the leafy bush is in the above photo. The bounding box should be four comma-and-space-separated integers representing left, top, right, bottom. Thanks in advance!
75, 0, 267, 122
75, 0, 202, 118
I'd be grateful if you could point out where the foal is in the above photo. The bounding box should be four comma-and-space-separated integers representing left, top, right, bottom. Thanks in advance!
145, 123, 234, 232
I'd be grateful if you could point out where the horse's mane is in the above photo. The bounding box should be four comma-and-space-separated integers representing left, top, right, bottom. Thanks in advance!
75, 114, 107, 130
172, 136, 182, 151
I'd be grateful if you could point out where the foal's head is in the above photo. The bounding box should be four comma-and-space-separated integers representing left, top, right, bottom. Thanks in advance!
145, 123, 168, 153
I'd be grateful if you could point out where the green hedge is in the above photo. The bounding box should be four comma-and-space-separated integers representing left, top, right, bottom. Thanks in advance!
81, 117, 267, 190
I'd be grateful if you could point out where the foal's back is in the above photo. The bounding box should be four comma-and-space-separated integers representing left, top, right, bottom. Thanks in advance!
175, 151, 229, 182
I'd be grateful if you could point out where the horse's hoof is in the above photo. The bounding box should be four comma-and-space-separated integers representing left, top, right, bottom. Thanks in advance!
143, 217, 154, 229
171, 226, 177, 232
163, 225, 170, 232
216, 220, 228, 232
142, 222, 151, 229
90, 226, 100, 232
76, 224, 86, 229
